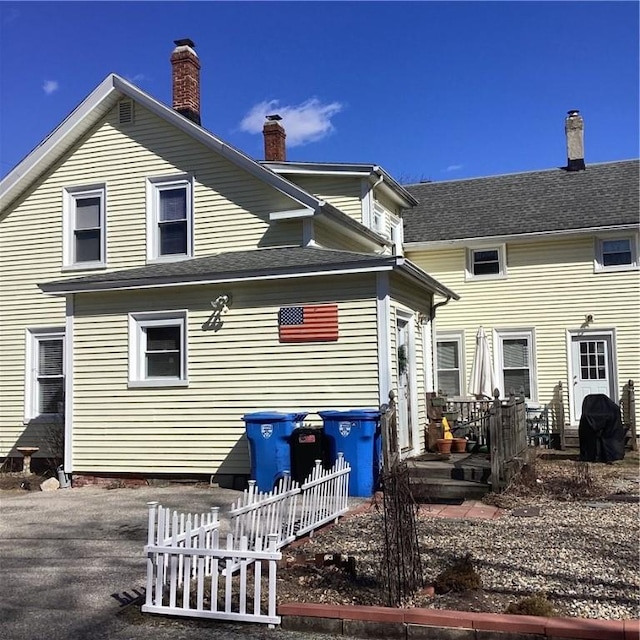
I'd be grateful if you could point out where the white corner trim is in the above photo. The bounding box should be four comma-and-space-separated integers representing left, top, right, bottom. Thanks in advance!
376, 273, 392, 406
302, 219, 315, 246
64, 295, 74, 472
269, 208, 315, 221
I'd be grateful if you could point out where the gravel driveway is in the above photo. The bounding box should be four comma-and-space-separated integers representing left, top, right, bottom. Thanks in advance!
0, 483, 361, 640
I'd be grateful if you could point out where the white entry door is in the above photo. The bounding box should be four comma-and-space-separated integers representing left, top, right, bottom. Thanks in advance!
570, 333, 615, 422
396, 317, 413, 452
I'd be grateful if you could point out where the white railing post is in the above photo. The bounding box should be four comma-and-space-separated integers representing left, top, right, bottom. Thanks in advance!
145, 501, 158, 607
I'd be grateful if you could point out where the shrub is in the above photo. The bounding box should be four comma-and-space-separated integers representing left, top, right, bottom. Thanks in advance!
433, 554, 482, 594
505, 593, 555, 617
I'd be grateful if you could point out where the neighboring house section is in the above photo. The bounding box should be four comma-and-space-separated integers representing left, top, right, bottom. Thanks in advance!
264, 161, 413, 255
404, 138, 639, 429
0, 40, 456, 484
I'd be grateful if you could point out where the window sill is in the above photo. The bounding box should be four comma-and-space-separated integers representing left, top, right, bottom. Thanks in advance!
146, 255, 192, 265
62, 263, 107, 272
464, 273, 508, 282
128, 379, 189, 389
23, 413, 64, 425
593, 264, 638, 274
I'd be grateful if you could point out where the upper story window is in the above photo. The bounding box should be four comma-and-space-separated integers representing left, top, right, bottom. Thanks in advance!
63, 184, 106, 269
595, 235, 638, 272
372, 202, 386, 235
128, 311, 188, 388
25, 328, 65, 420
146, 175, 194, 261
466, 245, 506, 281
390, 218, 404, 256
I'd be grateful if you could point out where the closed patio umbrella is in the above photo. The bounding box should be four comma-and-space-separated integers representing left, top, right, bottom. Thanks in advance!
468, 326, 498, 399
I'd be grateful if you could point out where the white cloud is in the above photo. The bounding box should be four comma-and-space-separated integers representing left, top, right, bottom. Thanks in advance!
42, 80, 59, 95
239, 98, 343, 147
445, 164, 463, 172
126, 73, 148, 84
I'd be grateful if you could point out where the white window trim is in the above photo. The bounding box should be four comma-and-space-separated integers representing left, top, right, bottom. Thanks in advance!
493, 328, 537, 401
24, 327, 65, 422
594, 233, 639, 273
128, 310, 188, 388
465, 244, 507, 281
372, 202, 387, 236
435, 331, 465, 397
390, 216, 404, 255
146, 174, 194, 263
62, 184, 106, 270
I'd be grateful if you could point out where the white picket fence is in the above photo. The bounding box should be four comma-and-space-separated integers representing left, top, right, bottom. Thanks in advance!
143, 502, 281, 625
142, 454, 350, 626
230, 453, 351, 552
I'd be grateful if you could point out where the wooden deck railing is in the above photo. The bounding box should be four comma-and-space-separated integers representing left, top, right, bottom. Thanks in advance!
489, 390, 528, 493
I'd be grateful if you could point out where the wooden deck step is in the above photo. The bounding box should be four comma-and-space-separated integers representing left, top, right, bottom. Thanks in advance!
408, 477, 490, 503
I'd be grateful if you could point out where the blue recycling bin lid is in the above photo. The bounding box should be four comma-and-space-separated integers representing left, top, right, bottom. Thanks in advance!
318, 409, 380, 420
242, 411, 308, 422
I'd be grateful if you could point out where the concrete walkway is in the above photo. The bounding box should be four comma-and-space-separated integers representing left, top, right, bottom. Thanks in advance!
417, 499, 504, 519
0, 483, 363, 640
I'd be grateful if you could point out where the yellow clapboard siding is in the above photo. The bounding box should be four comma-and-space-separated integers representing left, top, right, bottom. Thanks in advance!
69, 275, 381, 474
287, 175, 364, 222
407, 236, 640, 427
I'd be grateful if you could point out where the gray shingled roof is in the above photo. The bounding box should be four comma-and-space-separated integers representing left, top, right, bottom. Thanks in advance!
40, 246, 457, 298
403, 160, 639, 243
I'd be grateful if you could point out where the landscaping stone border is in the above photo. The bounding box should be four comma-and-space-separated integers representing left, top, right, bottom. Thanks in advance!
278, 603, 639, 640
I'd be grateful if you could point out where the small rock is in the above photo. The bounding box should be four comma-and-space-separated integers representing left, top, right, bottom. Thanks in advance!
40, 477, 60, 492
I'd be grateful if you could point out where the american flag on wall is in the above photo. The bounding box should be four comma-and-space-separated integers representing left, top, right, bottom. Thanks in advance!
278, 304, 339, 343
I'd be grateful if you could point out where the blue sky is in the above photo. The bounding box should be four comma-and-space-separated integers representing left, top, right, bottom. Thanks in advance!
1, 1, 638, 183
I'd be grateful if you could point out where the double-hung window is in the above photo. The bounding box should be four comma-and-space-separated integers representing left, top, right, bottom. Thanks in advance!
147, 175, 193, 261
436, 333, 464, 397
63, 185, 106, 268
26, 329, 65, 420
595, 235, 638, 272
372, 202, 387, 236
466, 245, 506, 280
495, 329, 536, 400
129, 311, 188, 387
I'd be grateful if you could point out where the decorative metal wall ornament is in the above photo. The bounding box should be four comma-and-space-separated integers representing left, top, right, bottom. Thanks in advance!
202, 293, 233, 332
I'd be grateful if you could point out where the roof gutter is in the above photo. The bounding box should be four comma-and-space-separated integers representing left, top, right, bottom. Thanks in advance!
430, 295, 453, 321
404, 223, 640, 250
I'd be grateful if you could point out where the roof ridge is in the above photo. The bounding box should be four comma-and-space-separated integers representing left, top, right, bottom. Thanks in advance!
404, 159, 639, 188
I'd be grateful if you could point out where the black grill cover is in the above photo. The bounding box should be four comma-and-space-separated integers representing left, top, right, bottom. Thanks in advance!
578, 394, 626, 463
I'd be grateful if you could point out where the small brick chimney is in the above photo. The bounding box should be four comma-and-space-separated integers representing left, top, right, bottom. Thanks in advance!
565, 109, 585, 171
171, 39, 201, 125
263, 114, 286, 162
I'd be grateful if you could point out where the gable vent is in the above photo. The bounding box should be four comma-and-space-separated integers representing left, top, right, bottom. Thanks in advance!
118, 99, 134, 125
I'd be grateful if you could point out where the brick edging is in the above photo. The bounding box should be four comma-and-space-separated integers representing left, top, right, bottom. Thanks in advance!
278, 603, 638, 640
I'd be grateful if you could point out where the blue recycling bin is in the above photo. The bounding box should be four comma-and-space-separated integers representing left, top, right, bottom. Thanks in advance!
319, 409, 381, 497
242, 411, 308, 492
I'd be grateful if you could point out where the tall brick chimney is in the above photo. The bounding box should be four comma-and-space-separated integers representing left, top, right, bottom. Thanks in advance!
263, 114, 286, 162
565, 109, 585, 171
171, 39, 201, 125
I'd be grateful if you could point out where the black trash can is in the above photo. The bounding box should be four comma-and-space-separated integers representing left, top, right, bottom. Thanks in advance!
290, 426, 326, 484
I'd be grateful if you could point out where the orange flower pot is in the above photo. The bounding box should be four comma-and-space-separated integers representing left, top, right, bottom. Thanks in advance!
436, 438, 452, 454
451, 438, 467, 453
